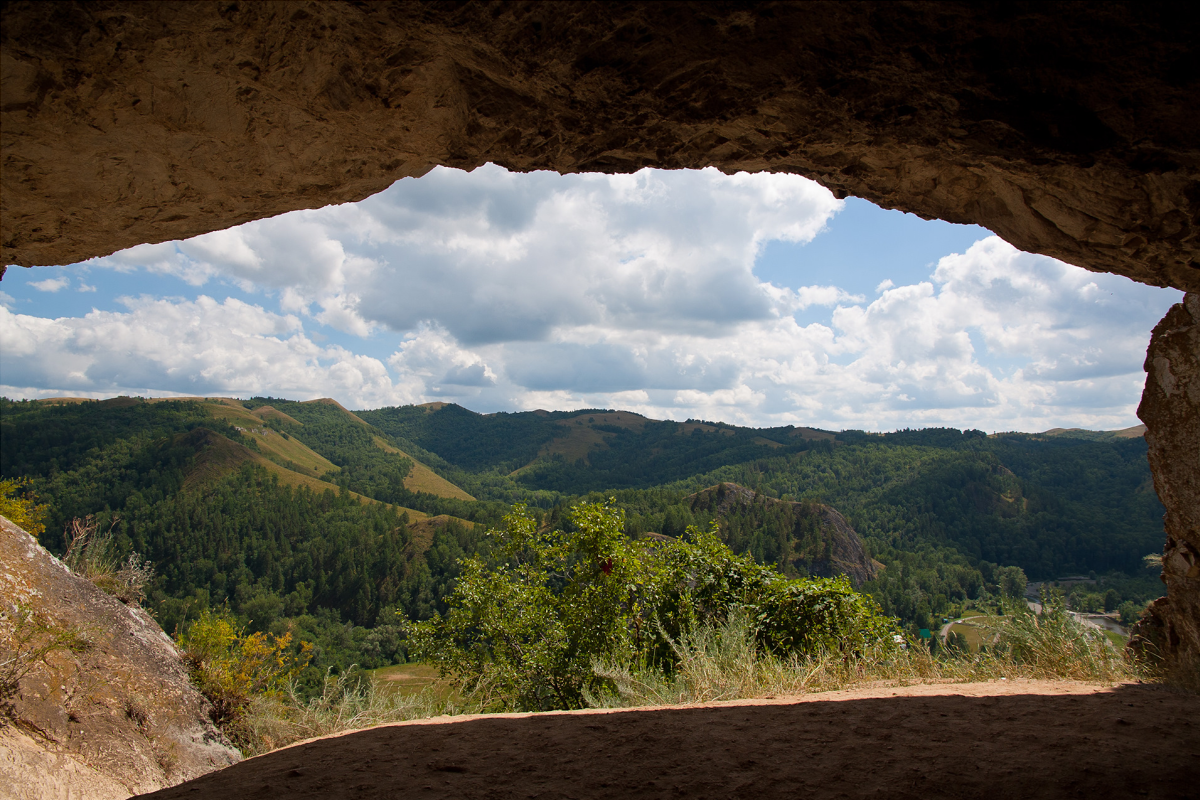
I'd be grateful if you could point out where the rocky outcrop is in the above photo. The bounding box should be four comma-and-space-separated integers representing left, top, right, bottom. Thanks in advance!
1133, 293, 1200, 668
0, 516, 239, 798
686, 483, 881, 587
2, 2, 1198, 291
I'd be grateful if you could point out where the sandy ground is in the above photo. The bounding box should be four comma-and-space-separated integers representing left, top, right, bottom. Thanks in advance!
135, 680, 1197, 800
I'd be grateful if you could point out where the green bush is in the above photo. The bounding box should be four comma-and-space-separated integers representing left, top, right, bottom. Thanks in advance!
0, 477, 47, 539
408, 500, 898, 711
1118, 600, 1145, 626
176, 609, 311, 741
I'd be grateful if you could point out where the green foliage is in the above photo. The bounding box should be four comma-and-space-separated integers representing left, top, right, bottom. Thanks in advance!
408, 501, 897, 711
1118, 600, 1147, 626
996, 566, 1028, 599
753, 576, 897, 656
407, 502, 644, 711
361, 402, 1166, 629
683, 438, 1162, 578
0, 477, 47, 539
359, 403, 814, 494
176, 608, 311, 737
239, 398, 413, 499
358, 403, 559, 473
3, 396, 1165, 695
1, 398, 501, 687
0, 397, 247, 483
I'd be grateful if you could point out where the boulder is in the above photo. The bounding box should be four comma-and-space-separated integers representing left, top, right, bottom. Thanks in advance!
0, 516, 239, 798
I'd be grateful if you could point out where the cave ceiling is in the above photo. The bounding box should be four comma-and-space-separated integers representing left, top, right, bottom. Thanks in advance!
1, 1, 1197, 292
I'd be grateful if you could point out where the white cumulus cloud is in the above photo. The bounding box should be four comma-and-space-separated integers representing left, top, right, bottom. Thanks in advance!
0, 298, 413, 408
29, 277, 69, 292
5, 167, 1181, 432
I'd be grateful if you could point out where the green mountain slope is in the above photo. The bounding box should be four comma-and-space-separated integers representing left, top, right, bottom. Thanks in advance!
0, 396, 491, 685
3, 395, 1166, 668
358, 403, 831, 494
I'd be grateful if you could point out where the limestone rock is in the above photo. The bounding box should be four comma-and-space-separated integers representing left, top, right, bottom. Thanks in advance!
0, 516, 240, 797
2, 2, 1197, 290
685, 482, 882, 587
1134, 293, 1200, 665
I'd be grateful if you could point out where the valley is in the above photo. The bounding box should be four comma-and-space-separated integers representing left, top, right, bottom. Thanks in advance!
0, 394, 1167, 684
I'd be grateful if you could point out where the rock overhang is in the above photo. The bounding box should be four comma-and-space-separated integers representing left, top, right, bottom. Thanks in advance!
0, 1, 1197, 291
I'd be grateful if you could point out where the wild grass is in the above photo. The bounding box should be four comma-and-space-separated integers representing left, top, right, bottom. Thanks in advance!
62, 515, 154, 605
224, 599, 1180, 757
235, 669, 478, 756
585, 602, 1136, 709
0, 604, 91, 724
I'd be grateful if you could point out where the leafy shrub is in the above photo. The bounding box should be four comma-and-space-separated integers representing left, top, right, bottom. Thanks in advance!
753, 575, 897, 656
0, 477, 47, 539
408, 501, 898, 712
176, 609, 311, 741
1118, 600, 1146, 626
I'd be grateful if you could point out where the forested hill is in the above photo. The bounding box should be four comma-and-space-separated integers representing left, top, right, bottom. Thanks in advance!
0, 396, 498, 686
360, 402, 1166, 625
1, 395, 1167, 676
360, 402, 1162, 577
358, 403, 835, 493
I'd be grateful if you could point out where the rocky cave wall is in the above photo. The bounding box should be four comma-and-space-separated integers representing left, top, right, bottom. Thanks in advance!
3, 1, 1198, 289
1, 1, 1197, 663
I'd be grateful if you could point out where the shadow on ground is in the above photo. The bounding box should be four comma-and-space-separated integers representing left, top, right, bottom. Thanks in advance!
137, 682, 1196, 799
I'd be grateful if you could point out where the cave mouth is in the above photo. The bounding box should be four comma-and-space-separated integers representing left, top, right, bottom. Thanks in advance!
2, 0, 1196, 667
0, 165, 1181, 438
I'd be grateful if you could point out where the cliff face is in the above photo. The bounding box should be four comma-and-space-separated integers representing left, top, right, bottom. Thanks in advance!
2, 2, 1197, 291
0, 516, 239, 798
686, 483, 881, 587
1134, 293, 1200, 668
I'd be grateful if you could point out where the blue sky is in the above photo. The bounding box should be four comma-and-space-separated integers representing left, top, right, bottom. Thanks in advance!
0, 166, 1183, 431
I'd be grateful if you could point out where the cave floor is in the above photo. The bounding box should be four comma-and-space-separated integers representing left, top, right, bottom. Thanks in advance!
137, 680, 1196, 799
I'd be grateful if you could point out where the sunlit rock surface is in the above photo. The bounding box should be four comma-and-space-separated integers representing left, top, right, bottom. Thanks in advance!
2, 2, 1197, 290
0, 516, 240, 798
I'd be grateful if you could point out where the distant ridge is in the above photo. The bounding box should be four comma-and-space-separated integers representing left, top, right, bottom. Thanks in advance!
304, 397, 373, 427
1040, 424, 1146, 441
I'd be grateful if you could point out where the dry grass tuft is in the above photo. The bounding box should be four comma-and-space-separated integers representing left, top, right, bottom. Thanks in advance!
237, 669, 479, 756
586, 603, 1136, 709
63, 516, 154, 605
229, 600, 1179, 757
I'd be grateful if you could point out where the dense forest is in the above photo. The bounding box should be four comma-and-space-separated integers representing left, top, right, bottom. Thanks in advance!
1, 396, 1167, 684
